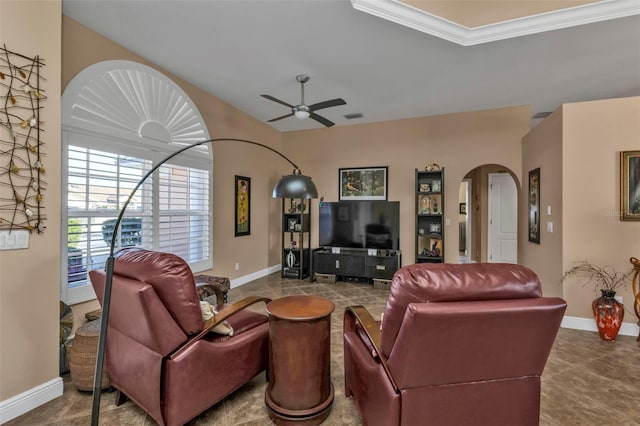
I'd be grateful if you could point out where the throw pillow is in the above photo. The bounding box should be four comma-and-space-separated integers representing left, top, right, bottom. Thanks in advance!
199, 301, 234, 336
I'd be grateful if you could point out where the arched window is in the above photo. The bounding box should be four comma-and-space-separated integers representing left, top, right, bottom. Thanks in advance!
61, 60, 212, 304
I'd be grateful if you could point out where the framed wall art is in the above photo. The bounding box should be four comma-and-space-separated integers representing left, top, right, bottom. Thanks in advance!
235, 175, 250, 236
339, 166, 388, 200
528, 168, 540, 244
620, 150, 640, 221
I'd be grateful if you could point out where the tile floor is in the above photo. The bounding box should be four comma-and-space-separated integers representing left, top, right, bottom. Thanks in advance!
7, 272, 639, 425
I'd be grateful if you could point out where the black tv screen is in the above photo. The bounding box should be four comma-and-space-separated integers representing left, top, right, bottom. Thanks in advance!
318, 201, 400, 250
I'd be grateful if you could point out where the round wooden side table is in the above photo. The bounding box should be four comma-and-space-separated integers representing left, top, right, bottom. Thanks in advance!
265, 295, 335, 425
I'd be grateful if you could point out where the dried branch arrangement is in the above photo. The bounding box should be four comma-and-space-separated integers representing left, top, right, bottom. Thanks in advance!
0, 45, 47, 233
562, 260, 633, 292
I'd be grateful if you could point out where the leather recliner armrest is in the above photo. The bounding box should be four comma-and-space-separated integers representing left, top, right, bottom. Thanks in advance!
344, 305, 399, 392
170, 296, 271, 360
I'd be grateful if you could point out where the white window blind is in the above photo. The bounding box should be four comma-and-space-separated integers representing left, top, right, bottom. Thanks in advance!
62, 132, 212, 304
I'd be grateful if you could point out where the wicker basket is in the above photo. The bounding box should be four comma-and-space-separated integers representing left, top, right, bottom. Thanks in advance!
68, 320, 110, 391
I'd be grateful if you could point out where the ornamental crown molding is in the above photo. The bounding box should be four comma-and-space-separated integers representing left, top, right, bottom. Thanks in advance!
351, 0, 640, 46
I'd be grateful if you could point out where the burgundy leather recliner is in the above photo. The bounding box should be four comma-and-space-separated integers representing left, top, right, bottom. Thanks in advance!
343, 263, 567, 426
90, 249, 270, 426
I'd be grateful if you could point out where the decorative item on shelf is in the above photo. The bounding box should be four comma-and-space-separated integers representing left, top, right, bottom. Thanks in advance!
424, 163, 441, 171
429, 223, 441, 234
289, 199, 297, 213
297, 202, 306, 213
431, 180, 441, 192
562, 260, 633, 341
630, 257, 640, 341
419, 183, 431, 192
286, 251, 296, 268
421, 240, 441, 258
432, 198, 439, 214
288, 218, 297, 231
420, 195, 431, 214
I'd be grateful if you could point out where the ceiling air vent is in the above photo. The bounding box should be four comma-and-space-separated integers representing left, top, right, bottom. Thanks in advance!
344, 113, 363, 120
533, 111, 552, 119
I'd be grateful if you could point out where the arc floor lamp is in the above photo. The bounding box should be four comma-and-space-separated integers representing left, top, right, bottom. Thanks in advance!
91, 138, 318, 425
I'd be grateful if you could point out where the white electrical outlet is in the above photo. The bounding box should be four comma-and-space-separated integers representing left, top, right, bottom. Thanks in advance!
235, 262, 239, 271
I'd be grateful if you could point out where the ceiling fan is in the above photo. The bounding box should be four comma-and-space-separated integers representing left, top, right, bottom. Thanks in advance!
261, 74, 346, 127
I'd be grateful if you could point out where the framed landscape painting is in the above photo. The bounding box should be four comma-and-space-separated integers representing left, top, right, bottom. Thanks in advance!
339, 166, 388, 200
620, 150, 640, 221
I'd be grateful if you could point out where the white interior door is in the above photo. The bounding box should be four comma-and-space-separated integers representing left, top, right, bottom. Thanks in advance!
488, 173, 517, 263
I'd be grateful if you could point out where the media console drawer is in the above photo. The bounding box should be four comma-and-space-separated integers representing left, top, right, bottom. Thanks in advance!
365, 256, 400, 280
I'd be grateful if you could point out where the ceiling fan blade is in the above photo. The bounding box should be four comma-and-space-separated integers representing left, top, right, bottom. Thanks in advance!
261, 94, 293, 108
310, 112, 335, 127
309, 98, 346, 112
267, 112, 294, 123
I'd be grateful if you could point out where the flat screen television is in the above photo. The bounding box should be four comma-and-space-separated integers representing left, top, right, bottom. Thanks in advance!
318, 201, 400, 250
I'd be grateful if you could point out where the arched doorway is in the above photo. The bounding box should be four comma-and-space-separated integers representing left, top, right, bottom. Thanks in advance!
458, 164, 519, 263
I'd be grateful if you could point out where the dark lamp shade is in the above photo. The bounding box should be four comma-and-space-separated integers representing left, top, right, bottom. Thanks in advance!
273, 173, 318, 199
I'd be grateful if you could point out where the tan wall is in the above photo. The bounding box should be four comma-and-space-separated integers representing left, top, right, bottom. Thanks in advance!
282, 106, 531, 264
0, 0, 62, 400
61, 17, 286, 330
520, 109, 564, 298
562, 97, 640, 321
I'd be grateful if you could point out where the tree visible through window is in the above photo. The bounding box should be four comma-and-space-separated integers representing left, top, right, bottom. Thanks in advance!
63, 141, 211, 303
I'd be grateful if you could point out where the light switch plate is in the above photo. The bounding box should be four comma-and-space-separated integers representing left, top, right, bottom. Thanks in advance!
546, 221, 553, 233
0, 230, 29, 250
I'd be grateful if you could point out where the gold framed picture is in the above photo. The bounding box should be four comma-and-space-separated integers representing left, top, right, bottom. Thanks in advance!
620, 150, 640, 221
235, 175, 250, 236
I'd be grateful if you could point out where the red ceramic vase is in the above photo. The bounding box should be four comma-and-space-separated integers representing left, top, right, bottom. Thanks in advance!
592, 290, 625, 341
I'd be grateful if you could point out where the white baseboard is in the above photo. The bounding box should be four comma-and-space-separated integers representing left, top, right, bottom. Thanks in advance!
0, 377, 63, 424
561, 315, 639, 337
230, 264, 281, 288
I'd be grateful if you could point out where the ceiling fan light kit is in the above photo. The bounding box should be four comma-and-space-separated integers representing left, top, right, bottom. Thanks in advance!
293, 105, 311, 119
262, 74, 346, 127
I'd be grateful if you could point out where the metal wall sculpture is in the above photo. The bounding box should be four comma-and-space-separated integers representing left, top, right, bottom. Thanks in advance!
0, 45, 47, 233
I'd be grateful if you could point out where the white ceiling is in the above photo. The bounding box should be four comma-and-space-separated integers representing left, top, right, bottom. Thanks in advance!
62, 0, 640, 132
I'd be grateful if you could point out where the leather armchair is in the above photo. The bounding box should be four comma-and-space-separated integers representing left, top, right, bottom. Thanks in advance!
89, 249, 270, 426
343, 263, 566, 426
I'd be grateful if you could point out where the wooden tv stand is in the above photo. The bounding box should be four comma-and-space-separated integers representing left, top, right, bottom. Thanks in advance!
311, 247, 401, 283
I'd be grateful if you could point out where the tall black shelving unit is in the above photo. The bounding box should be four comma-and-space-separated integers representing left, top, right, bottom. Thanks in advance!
416, 168, 445, 263
282, 198, 311, 279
